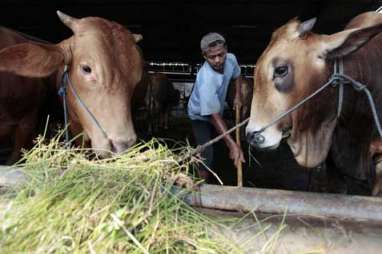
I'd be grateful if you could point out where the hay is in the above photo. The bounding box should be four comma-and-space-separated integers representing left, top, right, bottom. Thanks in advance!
0, 136, 239, 253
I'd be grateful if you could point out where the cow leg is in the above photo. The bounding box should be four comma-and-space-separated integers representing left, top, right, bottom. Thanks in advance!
7, 111, 38, 165
325, 156, 348, 194
161, 109, 169, 130
307, 163, 328, 192
147, 110, 153, 135
159, 111, 164, 130
164, 110, 169, 130
372, 157, 382, 196
369, 139, 382, 196
152, 103, 160, 133
154, 113, 160, 132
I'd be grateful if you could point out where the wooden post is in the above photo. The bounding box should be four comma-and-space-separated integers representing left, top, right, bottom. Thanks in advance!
235, 106, 243, 187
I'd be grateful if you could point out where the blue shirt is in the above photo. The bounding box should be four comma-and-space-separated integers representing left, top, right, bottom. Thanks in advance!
188, 53, 241, 121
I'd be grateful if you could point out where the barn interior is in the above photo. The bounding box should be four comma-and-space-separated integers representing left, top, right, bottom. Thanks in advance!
1, 0, 382, 193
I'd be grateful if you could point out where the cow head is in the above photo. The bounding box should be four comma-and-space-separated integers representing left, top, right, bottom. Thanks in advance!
246, 16, 382, 167
0, 11, 143, 157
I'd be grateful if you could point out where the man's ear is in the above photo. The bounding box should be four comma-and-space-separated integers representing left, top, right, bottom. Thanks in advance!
321, 22, 382, 59
0, 42, 65, 77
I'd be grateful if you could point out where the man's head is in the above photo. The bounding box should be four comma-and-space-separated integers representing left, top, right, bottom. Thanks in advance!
200, 32, 227, 72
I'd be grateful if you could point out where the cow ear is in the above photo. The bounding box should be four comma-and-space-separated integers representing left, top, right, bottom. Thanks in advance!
323, 23, 382, 59
298, 17, 317, 37
0, 42, 64, 77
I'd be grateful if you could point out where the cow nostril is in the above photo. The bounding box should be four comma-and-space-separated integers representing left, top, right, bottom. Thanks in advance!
127, 136, 137, 148
110, 141, 128, 154
254, 132, 265, 144
247, 131, 266, 146
110, 138, 136, 154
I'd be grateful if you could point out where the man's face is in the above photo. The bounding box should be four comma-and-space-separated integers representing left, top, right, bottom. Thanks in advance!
203, 44, 227, 72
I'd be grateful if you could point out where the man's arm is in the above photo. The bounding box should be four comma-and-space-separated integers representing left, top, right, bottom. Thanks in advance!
210, 113, 245, 166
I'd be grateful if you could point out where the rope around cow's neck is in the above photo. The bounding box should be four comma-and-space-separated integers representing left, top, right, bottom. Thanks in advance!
58, 65, 109, 145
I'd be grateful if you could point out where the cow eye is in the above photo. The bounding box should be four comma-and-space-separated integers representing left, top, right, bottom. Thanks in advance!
274, 65, 288, 78
81, 65, 92, 74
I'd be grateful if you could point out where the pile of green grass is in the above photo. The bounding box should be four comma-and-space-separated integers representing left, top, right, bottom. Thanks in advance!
0, 136, 240, 253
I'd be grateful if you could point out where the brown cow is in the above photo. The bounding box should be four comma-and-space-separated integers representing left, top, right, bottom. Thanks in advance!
246, 12, 382, 194
0, 11, 143, 162
227, 77, 254, 121
0, 27, 50, 164
133, 72, 179, 134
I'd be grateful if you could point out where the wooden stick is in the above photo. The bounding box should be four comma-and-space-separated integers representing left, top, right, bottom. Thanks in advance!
235, 106, 243, 187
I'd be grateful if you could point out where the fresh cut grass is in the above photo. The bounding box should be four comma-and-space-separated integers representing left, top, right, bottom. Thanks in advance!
0, 136, 243, 253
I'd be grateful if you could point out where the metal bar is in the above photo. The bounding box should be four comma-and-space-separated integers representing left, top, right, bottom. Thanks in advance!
182, 184, 382, 224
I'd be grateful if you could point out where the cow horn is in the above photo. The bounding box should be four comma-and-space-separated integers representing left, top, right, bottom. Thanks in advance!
298, 17, 317, 37
133, 34, 143, 43
57, 10, 78, 31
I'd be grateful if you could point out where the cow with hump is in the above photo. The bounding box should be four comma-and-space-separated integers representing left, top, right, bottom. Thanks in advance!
0, 11, 143, 163
246, 11, 382, 195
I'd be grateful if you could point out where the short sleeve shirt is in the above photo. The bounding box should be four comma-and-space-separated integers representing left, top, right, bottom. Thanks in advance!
187, 53, 241, 121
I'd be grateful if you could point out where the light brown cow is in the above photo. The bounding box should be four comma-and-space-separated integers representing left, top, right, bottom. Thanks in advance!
0, 11, 143, 161
246, 12, 382, 194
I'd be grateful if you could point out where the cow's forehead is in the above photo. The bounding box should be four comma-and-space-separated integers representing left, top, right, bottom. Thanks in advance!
260, 22, 323, 69
71, 17, 135, 59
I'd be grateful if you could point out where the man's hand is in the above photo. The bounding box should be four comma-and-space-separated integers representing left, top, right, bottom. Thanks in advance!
229, 142, 246, 167
210, 113, 246, 167
233, 95, 243, 110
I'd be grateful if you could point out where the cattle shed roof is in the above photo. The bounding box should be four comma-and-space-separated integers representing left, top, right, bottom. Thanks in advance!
1, 0, 382, 64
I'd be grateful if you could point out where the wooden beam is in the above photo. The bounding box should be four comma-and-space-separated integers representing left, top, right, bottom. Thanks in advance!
0, 166, 27, 188
181, 184, 382, 224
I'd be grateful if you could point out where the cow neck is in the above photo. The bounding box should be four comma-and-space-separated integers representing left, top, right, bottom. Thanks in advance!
58, 65, 109, 145
333, 58, 344, 119
331, 59, 382, 139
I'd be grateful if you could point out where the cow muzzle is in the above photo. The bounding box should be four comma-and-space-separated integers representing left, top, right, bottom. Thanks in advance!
246, 124, 283, 150
110, 137, 137, 154
91, 135, 137, 158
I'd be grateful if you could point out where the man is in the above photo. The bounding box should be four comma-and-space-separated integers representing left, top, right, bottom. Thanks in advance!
188, 32, 245, 181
